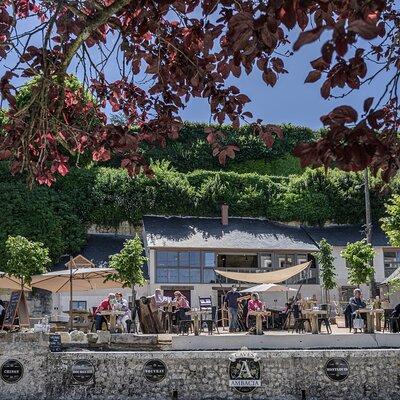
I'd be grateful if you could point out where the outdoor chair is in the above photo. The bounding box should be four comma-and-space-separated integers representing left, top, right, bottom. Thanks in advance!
199, 297, 220, 334
383, 309, 394, 332
291, 304, 311, 334
318, 317, 332, 333
178, 319, 194, 335
317, 304, 332, 334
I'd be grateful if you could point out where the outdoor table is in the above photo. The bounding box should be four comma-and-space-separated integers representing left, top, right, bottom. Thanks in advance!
358, 309, 384, 333
185, 310, 208, 336
248, 310, 271, 335
100, 310, 125, 333
303, 309, 327, 334
163, 304, 174, 333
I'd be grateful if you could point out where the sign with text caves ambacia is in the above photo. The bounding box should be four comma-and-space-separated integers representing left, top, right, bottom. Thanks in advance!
228, 347, 261, 394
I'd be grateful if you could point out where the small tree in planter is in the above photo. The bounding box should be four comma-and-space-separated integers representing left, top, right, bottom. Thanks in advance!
341, 239, 375, 288
314, 239, 336, 303
4, 235, 51, 288
108, 235, 147, 324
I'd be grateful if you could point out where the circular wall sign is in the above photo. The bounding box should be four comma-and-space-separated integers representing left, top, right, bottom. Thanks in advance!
1, 360, 24, 383
143, 359, 167, 383
325, 358, 350, 382
71, 360, 95, 384
229, 357, 261, 394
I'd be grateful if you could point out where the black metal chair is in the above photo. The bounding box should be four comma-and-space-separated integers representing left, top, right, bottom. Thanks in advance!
199, 297, 220, 334
291, 304, 311, 333
318, 304, 332, 334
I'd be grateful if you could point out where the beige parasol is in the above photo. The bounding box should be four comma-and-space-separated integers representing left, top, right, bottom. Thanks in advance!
31, 267, 124, 330
0, 272, 31, 291
244, 283, 297, 293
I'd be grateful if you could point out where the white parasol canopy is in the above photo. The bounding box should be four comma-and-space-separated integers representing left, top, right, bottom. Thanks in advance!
0, 271, 31, 291
244, 283, 297, 293
31, 267, 124, 292
215, 261, 311, 284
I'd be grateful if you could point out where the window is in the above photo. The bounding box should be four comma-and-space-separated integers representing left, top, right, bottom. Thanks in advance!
278, 254, 293, 269
260, 253, 272, 271
71, 301, 87, 311
384, 251, 400, 278
155, 251, 214, 283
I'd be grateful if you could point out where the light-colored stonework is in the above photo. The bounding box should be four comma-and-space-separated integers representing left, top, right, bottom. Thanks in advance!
0, 333, 399, 400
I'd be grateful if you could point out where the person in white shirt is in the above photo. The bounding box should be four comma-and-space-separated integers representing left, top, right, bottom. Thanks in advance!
115, 293, 131, 332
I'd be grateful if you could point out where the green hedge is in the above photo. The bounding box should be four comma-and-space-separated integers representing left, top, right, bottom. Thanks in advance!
140, 122, 315, 172
0, 177, 86, 267
0, 162, 392, 263
55, 165, 389, 228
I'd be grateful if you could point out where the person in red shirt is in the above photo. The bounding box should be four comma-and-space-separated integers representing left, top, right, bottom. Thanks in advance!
247, 293, 265, 333
94, 293, 115, 331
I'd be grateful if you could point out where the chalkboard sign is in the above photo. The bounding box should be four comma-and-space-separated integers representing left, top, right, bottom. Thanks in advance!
3, 291, 21, 328
1, 360, 24, 383
325, 358, 350, 382
2, 291, 29, 329
143, 360, 167, 383
49, 334, 62, 352
71, 360, 95, 384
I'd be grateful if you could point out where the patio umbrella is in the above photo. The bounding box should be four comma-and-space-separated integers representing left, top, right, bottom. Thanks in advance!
0, 272, 31, 291
31, 267, 124, 330
245, 283, 297, 293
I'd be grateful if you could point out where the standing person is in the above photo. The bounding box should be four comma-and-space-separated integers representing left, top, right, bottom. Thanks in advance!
224, 285, 242, 332
94, 293, 115, 331
115, 292, 132, 332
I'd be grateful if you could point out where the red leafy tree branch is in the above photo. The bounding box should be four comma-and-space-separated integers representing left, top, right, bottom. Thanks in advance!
0, 0, 398, 184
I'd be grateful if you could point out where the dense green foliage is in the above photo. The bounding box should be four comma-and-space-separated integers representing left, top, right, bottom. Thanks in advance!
381, 195, 400, 247
0, 156, 393, 265
108, 235, 147, 288
314, 239, 337, 291
341, 240, 376, 286
0, 163, 86, 265
141, 122, 315, 172
53, 164, 388, 228
4, 235, 51, 285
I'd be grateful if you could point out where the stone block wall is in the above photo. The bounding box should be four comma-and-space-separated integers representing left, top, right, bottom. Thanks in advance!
0, 334, 399, 400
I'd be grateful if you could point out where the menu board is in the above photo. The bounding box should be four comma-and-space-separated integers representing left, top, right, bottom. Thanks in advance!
2, 291, 21, 328
2, 291, 29, 329
1, 360, 24, 383
49, 334, 62, 352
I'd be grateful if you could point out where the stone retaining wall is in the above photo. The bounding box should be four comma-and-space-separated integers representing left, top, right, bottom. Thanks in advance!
0, 334, 399, 400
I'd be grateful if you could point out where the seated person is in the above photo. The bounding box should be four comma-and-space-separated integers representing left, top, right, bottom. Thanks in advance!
94, 293, 115, 331
390, 303, 400, 332
173, 291, 190, 322
247, 293, 265, 333
115, 292, 132, 332
348, 288, 366, 332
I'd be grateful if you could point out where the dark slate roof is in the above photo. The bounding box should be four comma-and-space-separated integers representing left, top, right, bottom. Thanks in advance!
305, 224, 390, 247
142, 215, 319, 251
52, 233, 149, 279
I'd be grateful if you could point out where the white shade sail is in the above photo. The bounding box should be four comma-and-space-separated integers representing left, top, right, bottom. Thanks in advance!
0, 272, 31, 291
244, 283, 297, 293
215, 261, 311, 284
31, 267, 124, 293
